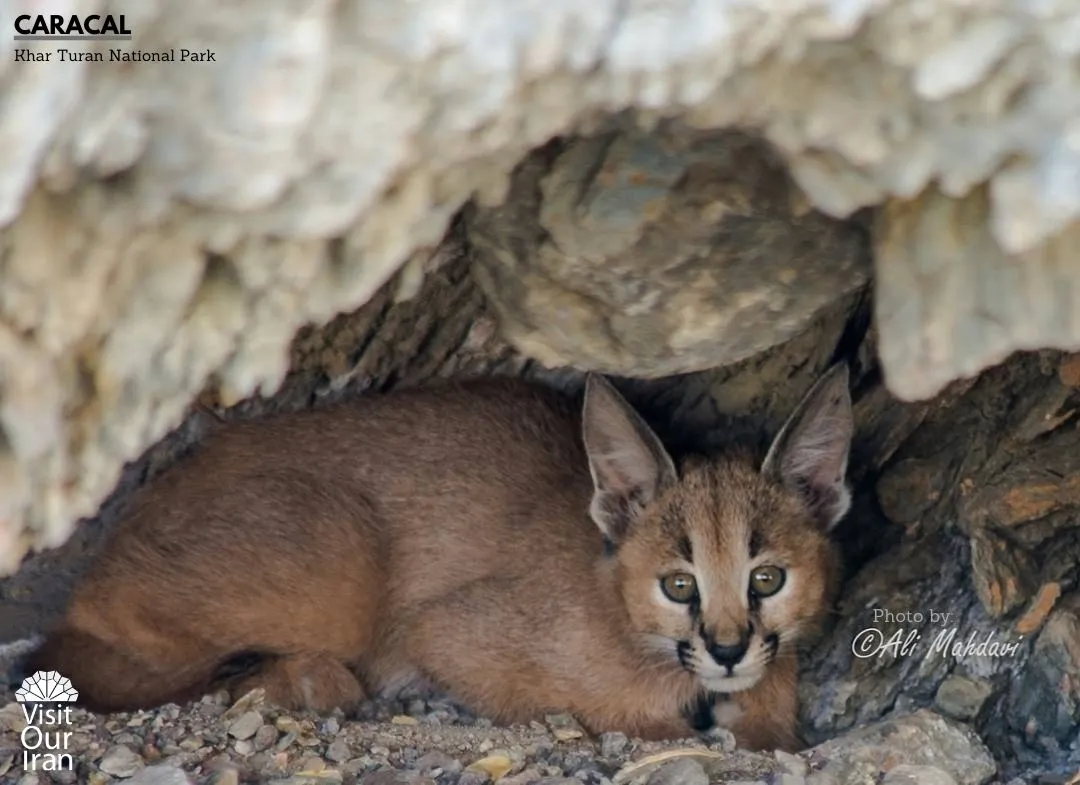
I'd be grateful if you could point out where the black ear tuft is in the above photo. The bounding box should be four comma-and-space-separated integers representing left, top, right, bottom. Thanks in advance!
762, 364, 854, 531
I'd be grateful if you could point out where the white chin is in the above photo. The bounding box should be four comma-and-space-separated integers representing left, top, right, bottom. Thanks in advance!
698, 672, 761, 693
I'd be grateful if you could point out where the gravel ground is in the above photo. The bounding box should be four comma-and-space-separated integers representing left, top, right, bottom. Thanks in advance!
0, 686, 803, 785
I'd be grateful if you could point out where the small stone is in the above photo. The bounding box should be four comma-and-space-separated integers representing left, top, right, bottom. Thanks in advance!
881, 765, 958, 785
774, 749, 809, 777
275, 716, 299, 733
391, 714, 419, 725
212, 769, 240, 785
545, 713, 585, 741
233, 739, 253, 756
934, 676, 994, 721
364, 773, 432, 785
0, 702, 27, 733
125, 764, 188, 784
221, 688, 265, 721
467, 754, 515, 781
501, 768, 544, 785
646, 759, 708, 785
599, 732, 628, 758
227, 710, 263, 740
99, 745, 146, 778
327, 738, 351, 763
460, 772, 494, 785
321, 716, 341, 735
253, 724, 278, 751
415, 750, 464, 776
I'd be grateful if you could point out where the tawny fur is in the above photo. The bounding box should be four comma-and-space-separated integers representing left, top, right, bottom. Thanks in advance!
29, 368, 853, 752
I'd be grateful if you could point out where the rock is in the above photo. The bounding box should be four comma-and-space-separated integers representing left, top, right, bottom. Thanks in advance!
99, 744, 147, 778
544, 714, 585, 742
253, 723, 279, 751
599, 732, 629, 758
644, 759, 709, 785
275, 716, 299, 733
212, 769, 240, 785
467, 127, 869, 381
326, 738, 352, 763
880, 765, 958, 785
414, 750, 464, 776
1007, 594, 1080, 746
0, 702, 26, 732
774, 750, 808, 778
221, 688, 265, 721
227, 710, 263, 740
466, 754, 515, 781
233, 739, 253, 756
125, 766, 195, 785
501, 768, 544, 785
934, 676, 995, 721
804, 710, 996, 785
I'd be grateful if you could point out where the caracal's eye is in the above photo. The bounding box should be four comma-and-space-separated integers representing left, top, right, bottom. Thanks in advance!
660, 572, 698, 603
749, 565, 786, 598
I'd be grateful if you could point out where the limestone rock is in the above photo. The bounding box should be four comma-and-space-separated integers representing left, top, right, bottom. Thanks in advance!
804, 710, 996, 785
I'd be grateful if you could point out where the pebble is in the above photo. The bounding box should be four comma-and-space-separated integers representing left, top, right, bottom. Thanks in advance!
276, 715, 300, 733
254, 723, 280, 750
228, 709, 264, 740
213, 769, 241, 785
415, 749, 465, 776
467, 753, 514, 780
774, 749, 809, 777
126, 765, 195, 785
100, 744, 146, 777
599, 732, 629, 758
645, 758, 709, 785
326, 738, 351, 763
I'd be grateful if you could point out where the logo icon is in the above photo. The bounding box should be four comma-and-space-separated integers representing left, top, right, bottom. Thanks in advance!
15, 670, 79, 703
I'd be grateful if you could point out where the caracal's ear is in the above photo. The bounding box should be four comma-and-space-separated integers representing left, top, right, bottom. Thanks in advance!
762, 363, 854, 531
582, 373, 677, 546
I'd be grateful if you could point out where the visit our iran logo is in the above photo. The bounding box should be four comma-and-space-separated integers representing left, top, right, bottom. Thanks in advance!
16, 670, 78, 772
16, 670, 79, 703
